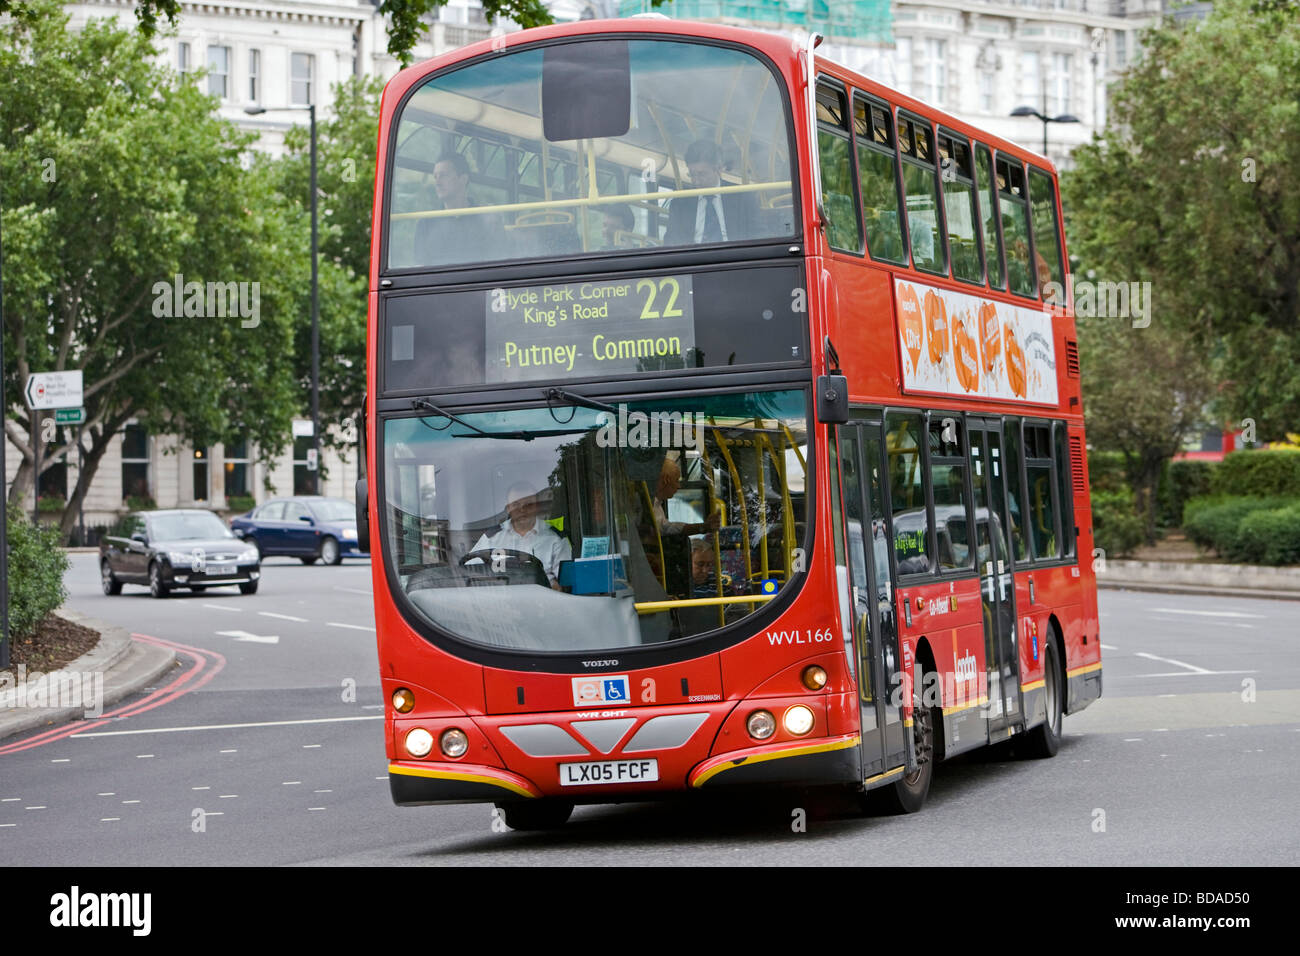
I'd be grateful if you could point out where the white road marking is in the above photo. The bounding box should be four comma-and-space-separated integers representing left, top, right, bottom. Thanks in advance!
136, 754, 154, 759
339, 587, 371, 596
327, 622, 375, 632
375, 776, 386, 780
1229, 624, 1256, 630
96, 793, 114, 797
220, 749, 237, 753
1100, 643, 1117, 650
1150, 607, 1265, 619
25, 806, 46, 810
191, 787, 210, 791
308, 807, 326, 811
100, 818, 119, 822
51, 758, 70, 763
219, 794, 237, 799
1116, 670, 1257, 678
216, 630, 280, 644
283, 781, 302, 786
0, 823, 16, 827
1158, 694, 1177, 698
2, 798, 20, 802
303, 744, 321, 749
259, 611, 308, 623
362, 704, 383, 710
72, 715, 383, 738
314, 790, 332, 794
203, 603, 242, 612
1135, 651, 1212, 675
204, 812, 225, 817
1123, 738, 1142, 742
122, 799, 140, 804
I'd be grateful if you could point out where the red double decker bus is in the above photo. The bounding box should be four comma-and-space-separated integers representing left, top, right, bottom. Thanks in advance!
358, 16, 1101, 828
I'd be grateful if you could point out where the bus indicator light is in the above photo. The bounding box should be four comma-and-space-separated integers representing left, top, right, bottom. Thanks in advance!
801, 665, 828, 691
392, 688, 415, 713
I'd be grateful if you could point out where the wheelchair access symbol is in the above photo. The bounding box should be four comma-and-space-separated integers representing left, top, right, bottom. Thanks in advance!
572, 675, 630, 708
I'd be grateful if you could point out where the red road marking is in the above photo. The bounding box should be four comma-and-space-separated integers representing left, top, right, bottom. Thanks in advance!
0, 633, 226, 755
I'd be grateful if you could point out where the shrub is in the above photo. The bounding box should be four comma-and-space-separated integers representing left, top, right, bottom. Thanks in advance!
125, 495, 156, 511
1087, 450, 1128, 494
1090, 489, 1144, 558
37, 495, 67, 514
1182, 496, 1300, 557
1158, 459, 1216, 528
226, 495, 256, 513
1236, 504, 1300, 566
1211, 450, 1300, 497
5, 502, 70, 641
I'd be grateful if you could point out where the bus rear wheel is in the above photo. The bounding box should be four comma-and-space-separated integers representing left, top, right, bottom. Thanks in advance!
1022, 636, 1062, 758
495, 799, 574, 831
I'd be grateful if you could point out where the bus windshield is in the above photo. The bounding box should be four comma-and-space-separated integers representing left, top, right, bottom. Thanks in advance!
381, 389, 808, 653
387, 38, 798, 271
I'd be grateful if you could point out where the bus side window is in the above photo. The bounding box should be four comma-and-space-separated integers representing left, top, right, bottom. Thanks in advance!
1028, 166, 1066, 302
1025, 423, 1060, 561
975, 144, 1005, 291
898, 114, 946, 275
1053, 422, 1075, 558
928, 414, 973, 571
816, 82, 862, 254
886, 412, 931, 574
937, 132, 984, 286
1003, 417, 1029, 563
997, 156, 1036, 299
854, 95, 907, 264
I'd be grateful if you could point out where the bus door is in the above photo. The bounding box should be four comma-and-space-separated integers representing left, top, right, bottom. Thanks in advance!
967, 417, 1021, 733
837, 419, 906, 778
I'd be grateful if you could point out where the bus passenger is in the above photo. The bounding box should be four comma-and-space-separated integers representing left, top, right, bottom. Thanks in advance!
600, 203, 637, 249
470, 483, 572, 589
417, 152, 504, 265
652, 457, 720, 537
691, 539, 731, 597
663, 140, 757, 245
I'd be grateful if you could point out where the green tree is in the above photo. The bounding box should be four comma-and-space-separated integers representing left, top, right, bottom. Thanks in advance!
1, 2, 348, 540
1063, 0, 1297, 539
0, 0, 556, 68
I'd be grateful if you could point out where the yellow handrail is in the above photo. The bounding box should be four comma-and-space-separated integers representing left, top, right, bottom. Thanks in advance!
635, 594, 774, 614
709, 418, 753, 588
391, 180, 791, 221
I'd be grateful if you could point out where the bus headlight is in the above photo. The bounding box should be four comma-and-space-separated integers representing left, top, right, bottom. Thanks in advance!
392, 688, 415, 713
783, 705, 815, 736
801, 665, 828, 690
405, 728, 434, 758
746, 710, 776, 740
440, 728, 469, 758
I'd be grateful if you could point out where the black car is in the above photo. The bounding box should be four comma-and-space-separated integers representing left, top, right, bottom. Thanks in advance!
100, 509, 262, 598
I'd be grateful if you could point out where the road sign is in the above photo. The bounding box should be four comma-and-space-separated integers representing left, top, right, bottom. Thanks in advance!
25, 371, 83, 410
54, 407, 85, 425
306, 448, 319, 471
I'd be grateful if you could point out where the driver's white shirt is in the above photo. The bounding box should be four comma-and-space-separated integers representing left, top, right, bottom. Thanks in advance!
471, 519, 572, 583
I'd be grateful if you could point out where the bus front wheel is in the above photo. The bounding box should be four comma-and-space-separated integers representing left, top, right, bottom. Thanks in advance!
873, 669, 935, 814
495, 799, 574, 831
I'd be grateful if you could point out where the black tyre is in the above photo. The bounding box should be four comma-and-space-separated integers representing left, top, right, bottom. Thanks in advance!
148, 562, 170, 599
101, 560, 122, 596
319, 536, 342, 566
239, 580, 259, 595
875, 668, 935, 814
300, 556, 318, 565
1023, 636, 1062, 758
495, 800, 574, 831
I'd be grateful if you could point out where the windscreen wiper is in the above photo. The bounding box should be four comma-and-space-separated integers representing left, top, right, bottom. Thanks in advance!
545, 388, 618, 415
412, 398, 585, 442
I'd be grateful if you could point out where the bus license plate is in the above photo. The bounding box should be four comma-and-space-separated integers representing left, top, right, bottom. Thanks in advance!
559, 759, 658, 787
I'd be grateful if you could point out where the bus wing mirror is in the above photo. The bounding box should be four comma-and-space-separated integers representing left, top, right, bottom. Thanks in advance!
356, 478, 370, 554
816, 374, 849, 424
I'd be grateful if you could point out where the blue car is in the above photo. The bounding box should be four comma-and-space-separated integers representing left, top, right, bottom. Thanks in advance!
230, 496, 367, 565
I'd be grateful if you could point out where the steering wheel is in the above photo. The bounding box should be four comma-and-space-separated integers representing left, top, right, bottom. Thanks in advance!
459, 548, 549, 586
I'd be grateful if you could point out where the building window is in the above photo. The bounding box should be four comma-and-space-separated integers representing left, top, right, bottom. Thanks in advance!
224, 439, 250, 499
1020, 51, 1041, 108
894, 37, 912, 94
979, 71, 994, 113
178, 42, 191, 78
207, 45, 230, 99
121, 424, 151, 501
1049, 53, 1072, 116
922, 38, 947, 106
1113, 31, 1127, 69
293, 433, 317, 495
249, 49, 261, 103
193, 448, 209, 503
291, 53, 314, 106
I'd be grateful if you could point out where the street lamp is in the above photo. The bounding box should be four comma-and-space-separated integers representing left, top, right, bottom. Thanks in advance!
1010, 104, 1080, 158
245, 104, 320, 495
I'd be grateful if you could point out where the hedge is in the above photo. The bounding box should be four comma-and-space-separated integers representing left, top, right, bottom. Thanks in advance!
1183, 495, 1300, 561
1236, 504, 1300, 566
1087, 450, 1129, 494
1091, 489, 1144, 558
5, 502, 71, 641
1158, 459, 1216, 529
1211, 450, 1300, 497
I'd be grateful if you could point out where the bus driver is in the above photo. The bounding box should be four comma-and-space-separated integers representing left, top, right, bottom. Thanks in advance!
470, 483, 572, 589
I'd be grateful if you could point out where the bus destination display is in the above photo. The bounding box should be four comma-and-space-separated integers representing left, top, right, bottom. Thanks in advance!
485, 276, 696, 383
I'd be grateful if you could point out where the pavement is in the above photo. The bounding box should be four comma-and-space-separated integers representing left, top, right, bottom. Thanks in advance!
0, 608, 176, 741
1096, 558, 1300, 601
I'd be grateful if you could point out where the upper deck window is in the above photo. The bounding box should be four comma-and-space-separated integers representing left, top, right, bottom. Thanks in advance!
387, 39, 797, 272
997, 157, 1036, 299
854, 95, 906, 264
937, 131, 983, 286
898, 114, 945, 276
